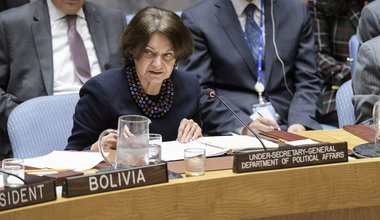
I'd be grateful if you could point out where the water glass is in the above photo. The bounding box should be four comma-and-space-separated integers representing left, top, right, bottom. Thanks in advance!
149, 133, 162, 164
2, 158, 25, 188
184, 148, 206, 177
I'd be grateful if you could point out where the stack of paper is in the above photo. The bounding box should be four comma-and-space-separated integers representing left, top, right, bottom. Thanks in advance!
196, 135, 278, 151
161, 135, 278, 161
161, 141, 227, 161
24, 151, 107, 171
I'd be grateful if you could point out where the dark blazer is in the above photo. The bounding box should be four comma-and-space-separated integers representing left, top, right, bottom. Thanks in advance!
352, 35, 380, 125
357, 0, 380, 46
180, 0, 323, 135
65, 66, 201, 151
0, 0, 126, 155
0, 0, 29, 11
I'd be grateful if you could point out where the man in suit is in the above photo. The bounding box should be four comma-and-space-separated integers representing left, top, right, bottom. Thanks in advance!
352, 36, 380, 125
180, 0, 323, 136
352, 1, 380, 125
356, 0, 380, 46
0, 0, 126, 159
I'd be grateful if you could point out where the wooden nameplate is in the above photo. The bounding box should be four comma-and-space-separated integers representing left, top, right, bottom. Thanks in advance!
0, 180, 56, 211
43, 170, 83, 186
62, 163, 168, 198
343, 124, 375, 142
233, 142, 348, 173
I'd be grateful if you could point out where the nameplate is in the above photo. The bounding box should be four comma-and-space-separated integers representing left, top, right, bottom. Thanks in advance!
62, 163, 168, 198
233, 142, 348, 173
0, 180, 56, 211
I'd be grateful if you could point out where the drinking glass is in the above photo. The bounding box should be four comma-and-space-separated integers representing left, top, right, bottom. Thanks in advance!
149, 133, 162, 164
184, 148, 206, 177
2, 158, 25, 188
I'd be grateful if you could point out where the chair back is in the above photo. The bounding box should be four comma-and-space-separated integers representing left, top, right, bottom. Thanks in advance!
348, 34, 359, 77
336, 80, 355, 128
7, 93, 79, 158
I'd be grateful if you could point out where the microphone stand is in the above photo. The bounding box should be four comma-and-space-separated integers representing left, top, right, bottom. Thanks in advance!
209, 91, 267, 151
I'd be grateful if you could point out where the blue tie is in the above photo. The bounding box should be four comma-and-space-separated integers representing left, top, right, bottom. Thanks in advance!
245, 4, 265, 82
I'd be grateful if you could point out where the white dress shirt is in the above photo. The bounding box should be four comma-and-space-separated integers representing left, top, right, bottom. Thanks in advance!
47, 0, 102, 95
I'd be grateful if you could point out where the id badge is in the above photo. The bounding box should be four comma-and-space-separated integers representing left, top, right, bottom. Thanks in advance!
250, 102, 278, 121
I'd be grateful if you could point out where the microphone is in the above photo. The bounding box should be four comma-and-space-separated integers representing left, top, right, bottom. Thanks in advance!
209, 90, 267, 151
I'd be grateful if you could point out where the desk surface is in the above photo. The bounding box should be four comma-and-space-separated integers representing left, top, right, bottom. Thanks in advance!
2, 129, 379, 220
296, 128, 367, 150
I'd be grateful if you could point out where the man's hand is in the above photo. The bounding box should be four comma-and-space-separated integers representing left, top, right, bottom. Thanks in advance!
242, 117, 280, 135
287, 124, 306, 132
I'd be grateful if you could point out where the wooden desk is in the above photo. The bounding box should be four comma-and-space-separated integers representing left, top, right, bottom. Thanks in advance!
295, 128, 368, 150
1, 129, 379, 220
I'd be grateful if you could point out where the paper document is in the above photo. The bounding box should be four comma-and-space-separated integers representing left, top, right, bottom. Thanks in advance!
162, 141, 227, 161
196, 135, 278, 151
24, 151, 107, 171
250, 106, 276, 121
284, 139, 319, 146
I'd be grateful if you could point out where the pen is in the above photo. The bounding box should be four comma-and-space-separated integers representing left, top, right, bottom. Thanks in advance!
256, 112, 281, 130
25, 169, 72, 173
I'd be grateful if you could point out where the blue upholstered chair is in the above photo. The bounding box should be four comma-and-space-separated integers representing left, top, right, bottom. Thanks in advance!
336, 80, 355, 128
7, 93, 79, 158
333, 35, 358, 128
348, 34, 359, 77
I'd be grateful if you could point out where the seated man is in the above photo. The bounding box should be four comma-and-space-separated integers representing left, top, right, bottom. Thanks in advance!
180, 0, 323, 136
352, 0, 380, 125
308, 0, 367, 127
0, 0, 126, 159
352, 36, 380, 125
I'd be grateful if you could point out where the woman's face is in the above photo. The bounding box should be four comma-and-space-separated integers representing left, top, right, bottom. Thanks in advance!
134, 33, 176, 91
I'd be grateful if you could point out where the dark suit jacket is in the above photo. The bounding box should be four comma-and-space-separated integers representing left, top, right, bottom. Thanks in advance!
65, 66, 201, 151
352, 36, 380, 125
0, 0, 126, 155
0, 0, 29, 11
357, 0, 380, 46
180, 0, 323, 135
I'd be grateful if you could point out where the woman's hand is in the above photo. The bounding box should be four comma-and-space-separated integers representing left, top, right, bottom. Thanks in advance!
90, 133, 117, 151
242, 117, 280, 135
177, 118, 202, 143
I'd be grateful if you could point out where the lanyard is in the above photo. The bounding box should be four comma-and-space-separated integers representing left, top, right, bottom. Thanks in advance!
243, 0, 264, 84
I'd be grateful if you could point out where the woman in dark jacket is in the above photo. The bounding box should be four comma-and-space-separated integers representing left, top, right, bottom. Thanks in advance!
66, 7, 202, 151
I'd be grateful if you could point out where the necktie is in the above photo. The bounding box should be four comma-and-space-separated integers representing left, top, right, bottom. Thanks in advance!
245, 4, 265, 83
66, 15, 91, 83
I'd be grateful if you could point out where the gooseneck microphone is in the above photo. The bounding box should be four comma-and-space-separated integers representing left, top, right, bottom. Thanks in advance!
0, 170, 27, 185
209, 90, 267, 151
